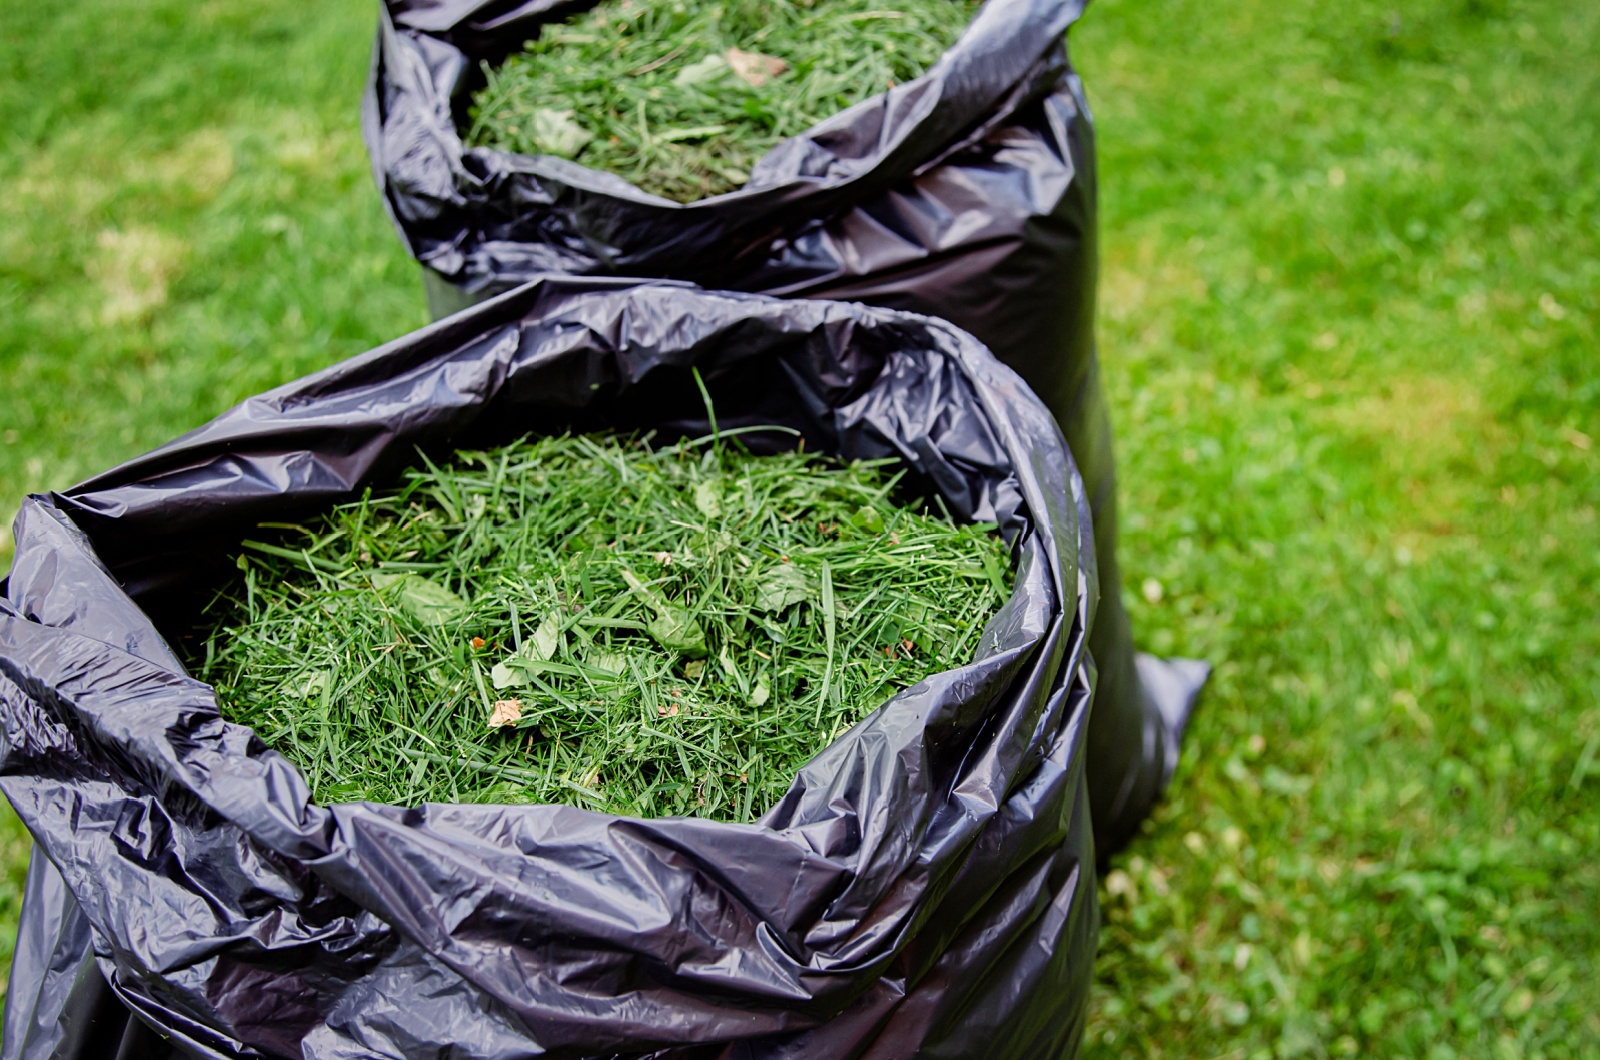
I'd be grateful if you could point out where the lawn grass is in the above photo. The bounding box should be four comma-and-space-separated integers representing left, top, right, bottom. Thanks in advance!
1073, 0, 1600, 1054
0, 0, 1595, 1053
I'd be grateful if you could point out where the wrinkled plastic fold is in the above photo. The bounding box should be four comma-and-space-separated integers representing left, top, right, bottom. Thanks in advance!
4, 279, 1100, 1058
364, 0, 1206, 857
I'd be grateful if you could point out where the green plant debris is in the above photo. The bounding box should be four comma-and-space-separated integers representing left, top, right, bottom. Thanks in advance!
466, 0, 982, 202
186, 432, 1012, 821
8, 0, 1600, 1039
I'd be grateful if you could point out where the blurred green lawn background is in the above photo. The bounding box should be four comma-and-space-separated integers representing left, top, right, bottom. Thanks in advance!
0, 1, 1595, 1056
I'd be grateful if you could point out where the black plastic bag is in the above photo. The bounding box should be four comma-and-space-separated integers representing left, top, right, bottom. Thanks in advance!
364, 0, 1206, 854
4, 278, 1100, 1058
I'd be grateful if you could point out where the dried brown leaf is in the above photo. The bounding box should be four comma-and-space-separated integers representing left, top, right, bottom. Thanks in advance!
726, 48, 787, 87
489, 699, 523, 728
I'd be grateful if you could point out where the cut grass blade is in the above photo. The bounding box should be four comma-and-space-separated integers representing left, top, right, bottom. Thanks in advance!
185, 433, 1012, 822
466, 0, 982, 202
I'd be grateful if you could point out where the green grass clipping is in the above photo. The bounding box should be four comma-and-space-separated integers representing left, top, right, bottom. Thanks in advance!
187, 432, 1012, 822
466, 0, 982, 202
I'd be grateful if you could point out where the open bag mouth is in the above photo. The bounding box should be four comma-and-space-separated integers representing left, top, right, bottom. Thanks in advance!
366, 0, 1089, 292
181, 417, 1027, 821
383, 0, 1082, 200
1, 277, 1099, 1057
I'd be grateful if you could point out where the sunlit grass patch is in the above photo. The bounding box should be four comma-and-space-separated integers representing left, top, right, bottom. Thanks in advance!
1078, 0, 1600, 1054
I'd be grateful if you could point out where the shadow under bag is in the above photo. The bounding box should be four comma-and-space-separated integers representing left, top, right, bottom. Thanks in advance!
7, 279, 1098, 1058
365, 0, 1207, 855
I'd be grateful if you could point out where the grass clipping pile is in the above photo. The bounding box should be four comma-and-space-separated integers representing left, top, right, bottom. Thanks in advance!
467, 0, 981, 202
189, 433, 1013, 822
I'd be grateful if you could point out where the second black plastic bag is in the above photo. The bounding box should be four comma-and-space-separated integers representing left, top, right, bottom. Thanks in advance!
4, 278, 1096, 1058
365, 0, 1206, 852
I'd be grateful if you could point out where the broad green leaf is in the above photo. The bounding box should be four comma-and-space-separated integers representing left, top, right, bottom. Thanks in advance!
529, 107, 593, 157
619, 567, 705, 655
693, 480, 722, 519
494, 655, 589, 688
490, 662, 519, 691
647, 607, 708, 658
293, 671, 329, 699
371, 572, 468, 625
673, 53, 729, 87
753, 563, 808, 613
902, 598, 938, 655
619, 567, 663, 607
852, 504, 886, 534
586, 651, 628, 676
747, 671, 771, 708
531, 613, 562, 661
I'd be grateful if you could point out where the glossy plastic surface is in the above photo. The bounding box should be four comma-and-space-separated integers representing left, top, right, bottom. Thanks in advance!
3, 279, 1098, 1058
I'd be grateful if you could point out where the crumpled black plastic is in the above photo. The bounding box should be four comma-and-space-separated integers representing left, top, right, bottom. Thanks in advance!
364, 0, 1207, 855
5, 278, 1103, 1058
